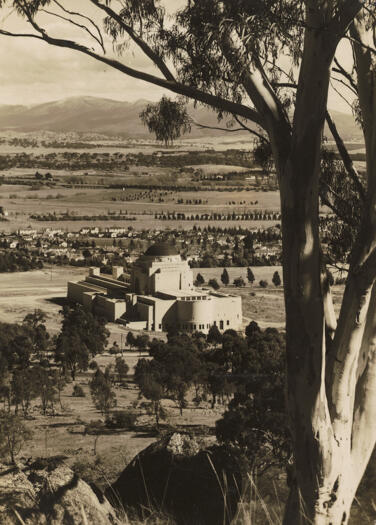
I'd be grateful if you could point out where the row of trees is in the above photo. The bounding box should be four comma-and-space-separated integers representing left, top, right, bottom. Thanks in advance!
154, 211, 281, 221
195, 269, 282, 288
0, 250, 43, 272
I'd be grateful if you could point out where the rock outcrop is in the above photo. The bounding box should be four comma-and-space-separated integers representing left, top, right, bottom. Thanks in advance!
106, 432, 243, 525
0, 457, 120, 525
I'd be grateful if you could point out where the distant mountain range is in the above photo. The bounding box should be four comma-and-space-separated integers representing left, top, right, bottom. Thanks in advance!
0, 96, 363, 142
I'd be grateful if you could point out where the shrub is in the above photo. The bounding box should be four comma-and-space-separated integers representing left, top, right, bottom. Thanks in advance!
89, 360, 98, 370
106, 410, 137, 430
72, 384, 85, 397
208, 278, 220, 290
195, 273, 205, 286
272, 271, 281, 287
84, 419, 105, 435
0, 412, 33, 463
259, 279, 268, 288
233, 277, 246, 287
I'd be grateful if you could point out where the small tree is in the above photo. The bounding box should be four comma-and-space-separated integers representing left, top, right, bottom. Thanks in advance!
221, 268, 230, 286
134, 359, 166, 428
11, 368, 37, 417
0, 412, 33, 463
109, 341, 120, 355
245, 321, 261, 339
51, 368, 67, 409
233, 277, 246, 287
195, 273, 205, 286
72, 384, 85, 397
243, 234, 254, 252
115, 357, 129, 385
208, 278, 220, 290
207, 325, 223, 347
135, 335, 150, 354
247, 267, 255, 284
272, 271, 282, 287
259, 280, 268, 288
126, 331, 136, 350
106, 409, 137, 430
55, 304, 109, 380
140, 96, 191, 146
89, 369, 116, 417
33, 366, 57, 415
22, 309, 49, 361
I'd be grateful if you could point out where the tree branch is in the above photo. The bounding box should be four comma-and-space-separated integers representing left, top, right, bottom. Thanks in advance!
4, 5, 264, 128
191, 115, 269, 144
0, 28, 43, 40
40, 8, 105, 53
52, 0, 104, 49
346, 34, 376, 56
320, 182, 358, 227
232, 115, 269, 143
332, 76, 358, 97
325, 110, 366, 202
333, 57, 358, 93
216, 32, 291, 148
89, 0, 176, 82
329, 79, 354, 111
191, 120, 247, 133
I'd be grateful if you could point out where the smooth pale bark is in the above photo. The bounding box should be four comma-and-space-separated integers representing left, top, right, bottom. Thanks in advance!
321, 267, 337, 339
278, 18, 337, 521
278, 4, 366, 523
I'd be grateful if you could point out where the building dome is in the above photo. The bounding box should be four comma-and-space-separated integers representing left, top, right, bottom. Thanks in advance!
144, 242, 179, 257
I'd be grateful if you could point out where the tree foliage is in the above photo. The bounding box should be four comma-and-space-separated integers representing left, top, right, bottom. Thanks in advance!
247, 267, 255, 284
140, 96, 191, 146
272, 271, 281, 287
55, 304, 109, 380
216, 327, 288, 471
0, 412, 33, 463
89, 368, 117, 417
221, 268, 229, 286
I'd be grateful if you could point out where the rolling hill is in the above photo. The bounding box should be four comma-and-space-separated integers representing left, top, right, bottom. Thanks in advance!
0, 96, 363, 142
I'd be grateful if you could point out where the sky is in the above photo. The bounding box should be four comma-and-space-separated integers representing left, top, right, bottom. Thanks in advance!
0, 0, 355, 113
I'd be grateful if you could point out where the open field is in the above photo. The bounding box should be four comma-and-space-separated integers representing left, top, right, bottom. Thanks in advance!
0, 265, 345, 334
0, 267, 86, 333
16, 353, 222, 487
0, 183, 281, 232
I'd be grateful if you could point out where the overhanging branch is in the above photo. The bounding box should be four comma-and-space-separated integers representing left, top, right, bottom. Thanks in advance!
2, 5, 264, 128
89, 0, 176, 82
40, 7, 105, 53
325, 110, 366, 202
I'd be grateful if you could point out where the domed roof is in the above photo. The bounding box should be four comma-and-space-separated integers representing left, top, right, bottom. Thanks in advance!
144, 243, 179, 257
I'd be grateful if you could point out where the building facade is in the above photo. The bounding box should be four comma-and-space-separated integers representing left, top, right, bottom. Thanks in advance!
67, 243, 242, 333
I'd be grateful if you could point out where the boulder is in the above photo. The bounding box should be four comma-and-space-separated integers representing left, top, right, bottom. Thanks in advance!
106, 432, 243, 525
0, 457, 120, 525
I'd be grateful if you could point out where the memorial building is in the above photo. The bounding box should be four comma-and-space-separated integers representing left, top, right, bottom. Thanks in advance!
67, 243, 242, 333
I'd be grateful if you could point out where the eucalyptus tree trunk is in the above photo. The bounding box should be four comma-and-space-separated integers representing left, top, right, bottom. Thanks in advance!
276, 6, 374, 524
